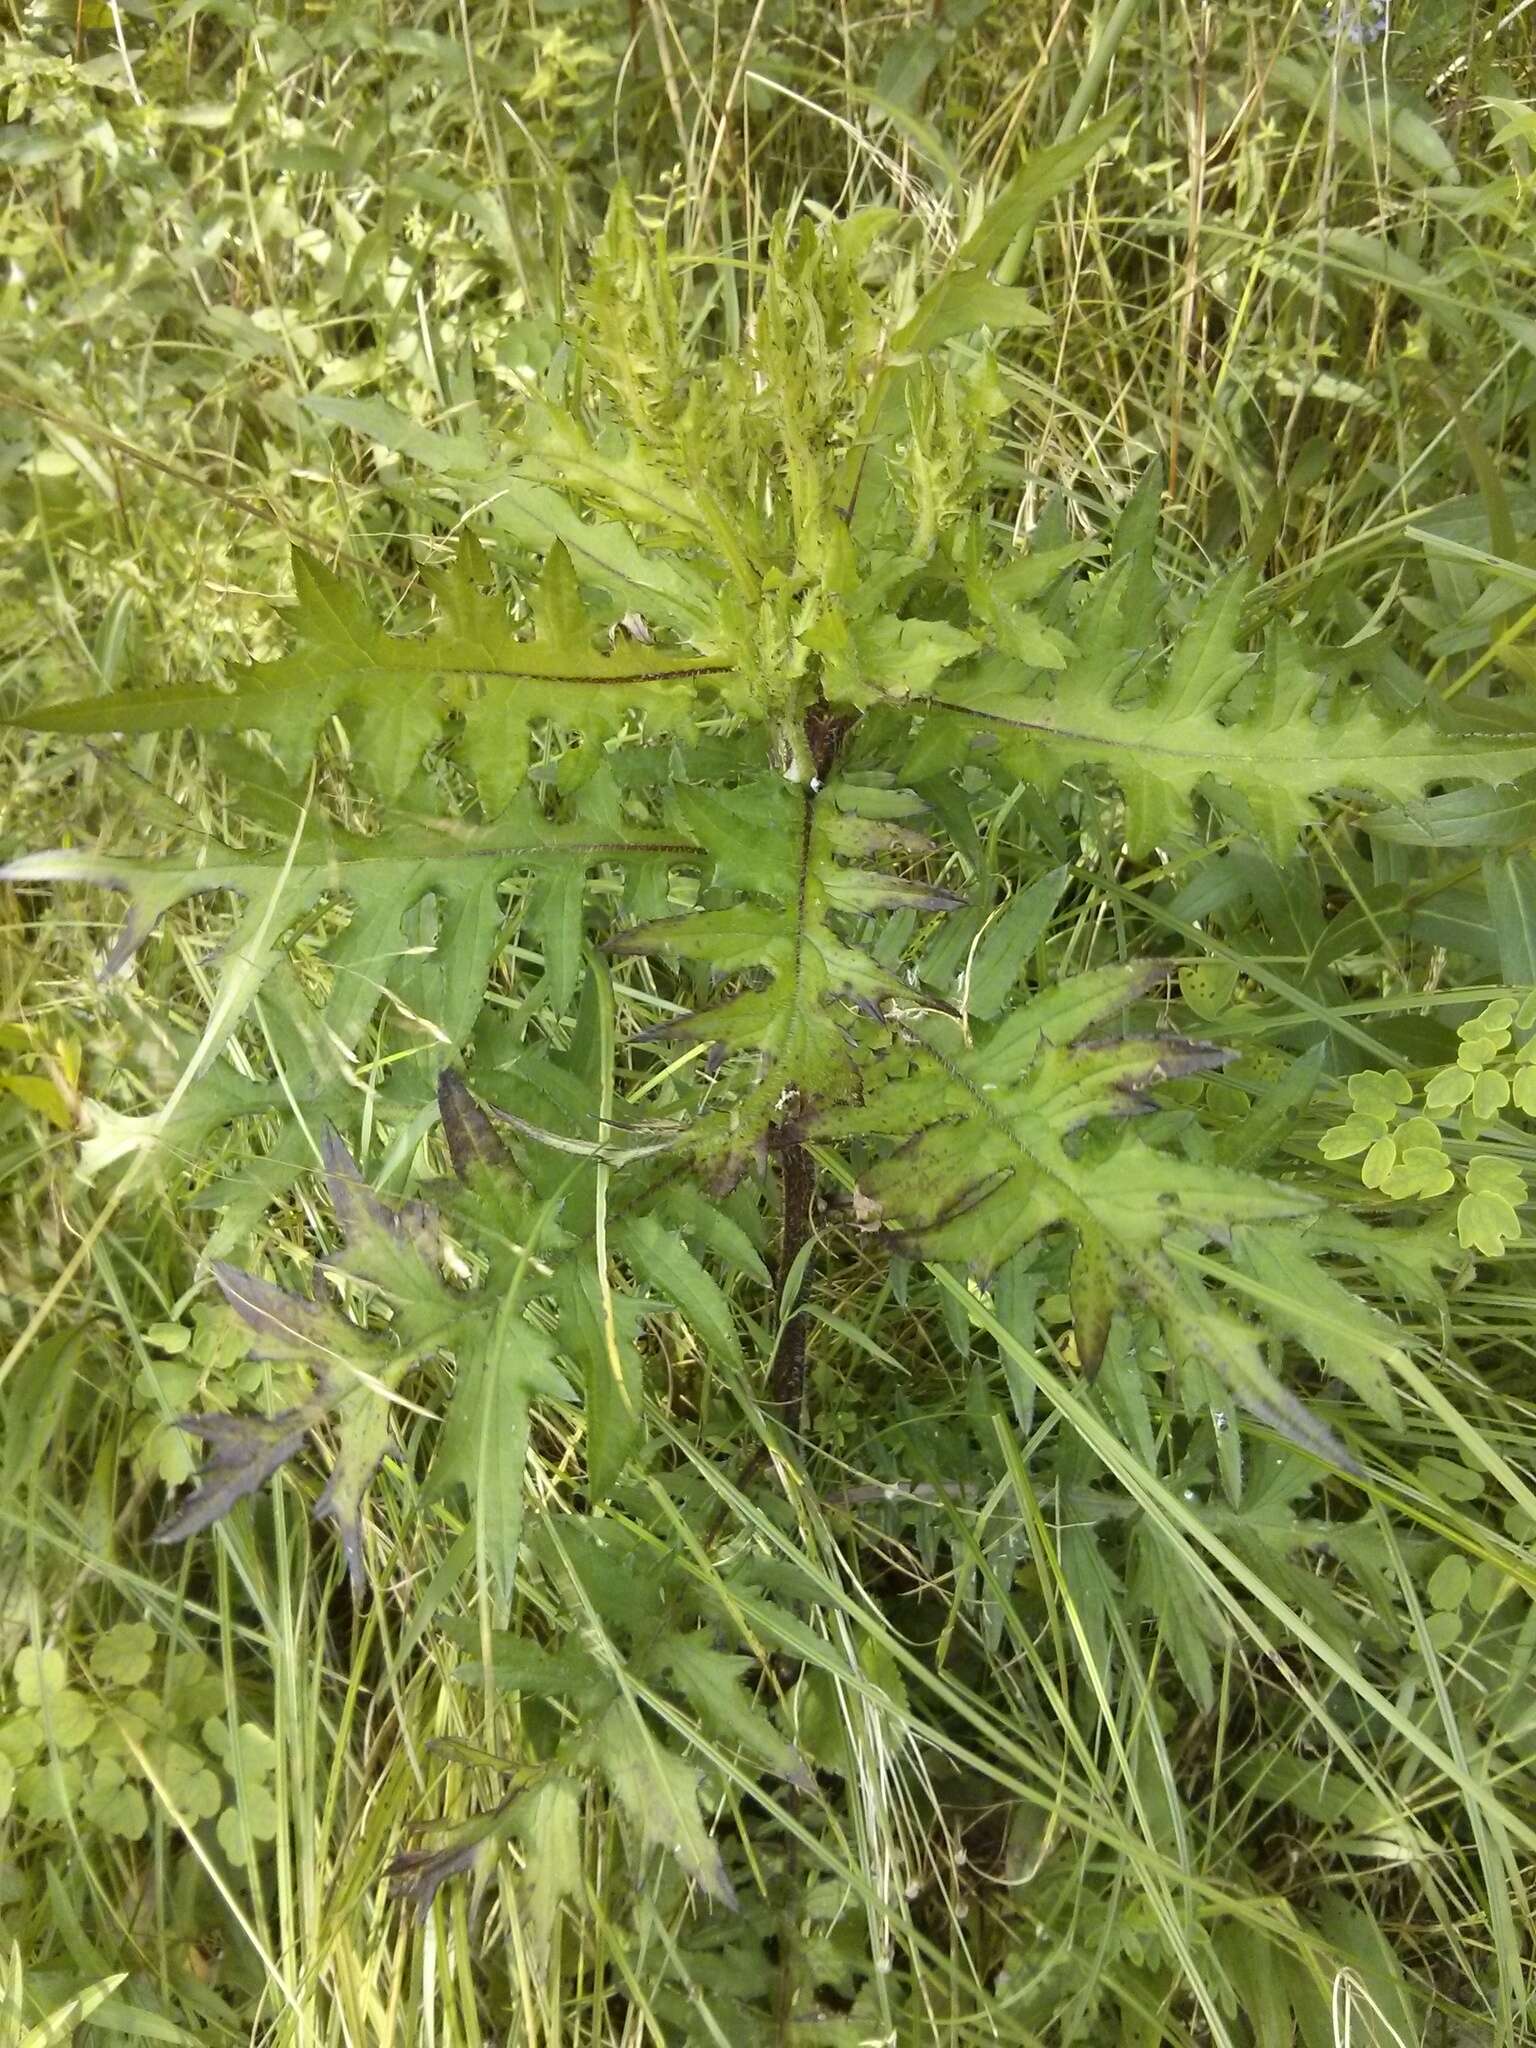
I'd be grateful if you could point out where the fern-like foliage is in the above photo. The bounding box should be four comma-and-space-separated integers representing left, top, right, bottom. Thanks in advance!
19, 452, 1523, 857
2, 757, 687, 1233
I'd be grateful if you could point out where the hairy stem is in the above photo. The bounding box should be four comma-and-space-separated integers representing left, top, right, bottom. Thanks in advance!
769, 1135, 816, 1418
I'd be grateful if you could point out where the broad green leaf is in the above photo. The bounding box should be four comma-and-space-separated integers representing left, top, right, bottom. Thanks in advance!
81, 1763, 149, 1842
811, 965, 1356, 1470
591, 1702, 737, 1909
873, 23, 944, 115
981, 958, 1168, 1067
966, 865, 1070, 1019
553, 1265, 645, 1504
431, 1318, 571, 1600
320, 1132, 448, 1342
1313, 1897, 1422, 2048
526, 862, 586, 1017
1319, 228, 1471, 341
893, 278, 1050, 354
201, 1718, 277, 1780
303, 393, 485, 474
216, 1778, 281, 1868
88, 1623, 156, 1689
1214, 1922, 1309, 2048
1370, 775, 1536, 849
1217, 1046, 1326, 1170
932, 595, 1536, 858
1268, 59, 1459, 193
609, 777, 958, 1169
817, 1011, 1249, 1268
1428, 1554, 1472, 1612
18, 1756, 84, 1827
149, 1737, 221, 1822
156, 1118, 583, 1598
653, 1185, 770, 1287
653, 1632, 812, 1790
453, 1634, 608, 1704
1068, 1221, 1114, 1376
1160, 572, 1254, 717
1180, 959, 1240, 1021
488, 480, 721, 638
1484, 852, 1536, 982
510, 1777, 583, 1981
823, 612, 979, 706
1, 785, 683, 1207
14, 1646, 66, 1709
1232, 1231, 1406, 1429
1139, 1258, 1359, 1474
1127, 1520, 1224, 1708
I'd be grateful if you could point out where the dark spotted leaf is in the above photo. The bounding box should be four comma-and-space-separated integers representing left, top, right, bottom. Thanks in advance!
151, 1412, 313, 1547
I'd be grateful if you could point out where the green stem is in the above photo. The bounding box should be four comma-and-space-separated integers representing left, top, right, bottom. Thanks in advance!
995, 0, 1146, 286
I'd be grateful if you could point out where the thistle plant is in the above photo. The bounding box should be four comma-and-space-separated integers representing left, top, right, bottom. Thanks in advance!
7, 177, 1535, 1985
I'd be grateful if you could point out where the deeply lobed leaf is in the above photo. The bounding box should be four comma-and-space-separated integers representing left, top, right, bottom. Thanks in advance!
13, 538, 729, 809
811, 963, 1362, 1470
926, 562, 1536, 860
607, 775, 962, 1173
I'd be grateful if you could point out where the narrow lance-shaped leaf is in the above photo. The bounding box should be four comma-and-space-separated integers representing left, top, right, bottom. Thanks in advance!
510, 1778, 584, 1981
1, 785, 691, 1214
651, 1633, 813, 1792
552, 1264, 645, 1506
616, 1214, 744, 1372
1069, 1221, 1115, 1378
958, 107, 1127, 275
429, 1315, 573, 1602
1134, 1254, 1361, 1477
437, 1066, 513, 1186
